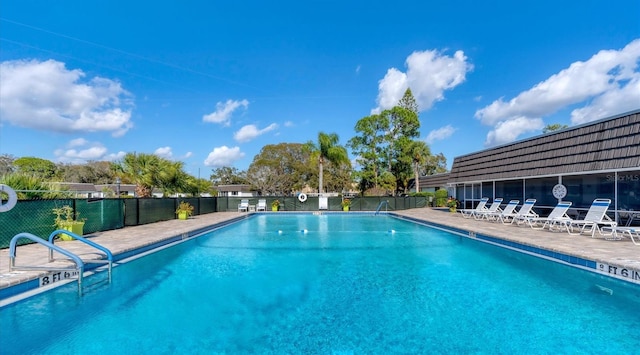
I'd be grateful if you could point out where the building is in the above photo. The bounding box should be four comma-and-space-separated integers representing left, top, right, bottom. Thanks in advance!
216, 184, 254, 197
414, 109, 640, 224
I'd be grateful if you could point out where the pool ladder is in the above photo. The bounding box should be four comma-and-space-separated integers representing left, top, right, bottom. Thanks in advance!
375, 200, 390, 215
9, 230, 113, 296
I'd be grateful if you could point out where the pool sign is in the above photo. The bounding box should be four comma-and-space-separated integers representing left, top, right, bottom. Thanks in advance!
596, 262, 640, 285
39, 270, 79, 287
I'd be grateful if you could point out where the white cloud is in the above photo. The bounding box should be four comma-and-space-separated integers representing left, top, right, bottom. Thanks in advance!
0, 59, 134, 136
204, 146, 245, 167
425, 125, 456, 144
355, 65, 361, 74
104, 151, 127, 161
54, 139, 109, 163
234, 123, 278, 142
484, 116, 544, 146
154, 146, 173, 159
373, 49, 473, 113
570, 74, 640, 124
202, 99, 249, 126
476, 39, 640, 145
284, 121, 294, 127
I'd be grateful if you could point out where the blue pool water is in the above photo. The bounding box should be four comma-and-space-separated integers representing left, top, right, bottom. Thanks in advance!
1, 214, 639, 353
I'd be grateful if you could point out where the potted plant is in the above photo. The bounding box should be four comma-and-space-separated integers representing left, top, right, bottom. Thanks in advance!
271, 199, 280, 212
52, 205, 86, 240
447, 198, 458, 213
341, 198, 351, 212
176, 201, 194, 220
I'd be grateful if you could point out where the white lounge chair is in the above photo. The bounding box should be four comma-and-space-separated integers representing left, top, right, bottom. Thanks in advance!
600, 226, 640, 245
487, 200, 519, 223
566, 198, 617, 237
459, 197, 489, 219
510, 199, 539, 225
527, 201, 572, 230
238, 199, 249, 212
473, 198, 504, 220
256, 199, 267, 211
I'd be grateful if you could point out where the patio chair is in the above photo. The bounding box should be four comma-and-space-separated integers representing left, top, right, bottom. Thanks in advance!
459, 197, 489, 219
238, 199, 249, 212
566, 198, 617, 237
511, 199, 539, 225
600, 226, 640, 245
473, 198, 504, 220
256, 199, 267, 211
487, 200, 519, 223
527, 201, 572, 231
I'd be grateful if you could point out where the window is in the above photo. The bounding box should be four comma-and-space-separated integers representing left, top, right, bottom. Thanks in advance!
563, 173, 614, 209
524, 177, 558, 208
495, 180, 523, 203
614, 171, 640, 211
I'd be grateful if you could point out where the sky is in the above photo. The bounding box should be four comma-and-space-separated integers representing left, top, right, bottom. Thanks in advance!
1, 0, 639, 178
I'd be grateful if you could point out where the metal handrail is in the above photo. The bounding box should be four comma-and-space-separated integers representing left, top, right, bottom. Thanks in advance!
375, 200, 390, 215
48, 230, 113, 283
9, 232, 85, 295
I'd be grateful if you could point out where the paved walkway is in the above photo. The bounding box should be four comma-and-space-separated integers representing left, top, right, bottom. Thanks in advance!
1, 209, 639, 298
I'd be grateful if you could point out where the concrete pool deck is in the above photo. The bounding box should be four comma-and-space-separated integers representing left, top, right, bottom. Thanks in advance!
1, 208, 639, 299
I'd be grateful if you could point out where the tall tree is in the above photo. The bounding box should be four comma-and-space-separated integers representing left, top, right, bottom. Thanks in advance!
306, 132, 350, 194
398, 88, 418, 115
347, 113, 389, 192
408, 140, 431, 193
386, 106, 420, 194
247, 143, 311, 195
210, 167, 248, 185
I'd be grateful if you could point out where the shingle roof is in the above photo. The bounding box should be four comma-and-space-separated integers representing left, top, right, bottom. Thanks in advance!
449, 109, 640, 183
412, 172, 451, 189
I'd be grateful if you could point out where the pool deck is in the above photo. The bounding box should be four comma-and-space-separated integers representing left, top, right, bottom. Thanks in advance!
1, 208, 639, 300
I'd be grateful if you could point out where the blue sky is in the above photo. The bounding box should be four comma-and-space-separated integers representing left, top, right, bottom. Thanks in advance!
1, 1, 639, 178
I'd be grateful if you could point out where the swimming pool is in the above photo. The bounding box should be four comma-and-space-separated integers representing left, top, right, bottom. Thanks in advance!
1, 214, 639, 353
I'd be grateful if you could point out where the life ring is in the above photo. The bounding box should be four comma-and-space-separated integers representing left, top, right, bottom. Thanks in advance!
298, 193, 307, 203
0, 184, 18, 213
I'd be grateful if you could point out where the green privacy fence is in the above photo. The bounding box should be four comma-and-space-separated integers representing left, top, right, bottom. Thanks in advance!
221, 196, 427, 212
1, 196, 426, 249
1, 198, 124, 249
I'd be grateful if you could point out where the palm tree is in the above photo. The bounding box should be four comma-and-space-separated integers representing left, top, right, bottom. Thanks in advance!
306, 132, 350, 194
409, 141, 431, 193
112, 153, 163, 197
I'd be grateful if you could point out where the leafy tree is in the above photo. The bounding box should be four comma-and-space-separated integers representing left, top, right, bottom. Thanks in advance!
305, 132, 350, 194
398, 88, 419, 116
543, 123, 569, 133
347, 113, 389, 193
13, 157, 57, 180
247, 143, 312, 195
423, 153, 448, 175
210, 167, 248, 185
183, 176, 215, 197
56, 161, 115, 184
378, 171, 397, 195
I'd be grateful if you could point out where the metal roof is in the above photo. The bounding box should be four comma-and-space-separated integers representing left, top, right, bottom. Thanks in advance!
449, 109, 640, 183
